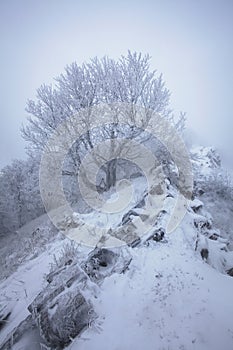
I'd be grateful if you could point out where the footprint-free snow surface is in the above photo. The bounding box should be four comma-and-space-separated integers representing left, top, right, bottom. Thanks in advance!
69, 228, 233, 350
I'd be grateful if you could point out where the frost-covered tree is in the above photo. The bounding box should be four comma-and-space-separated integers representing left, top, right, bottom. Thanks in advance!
22, 51, 184, 195
0, 160, 25, 230
0, 157, 44, 232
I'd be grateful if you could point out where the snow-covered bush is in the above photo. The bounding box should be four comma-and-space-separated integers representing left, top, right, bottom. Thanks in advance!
204, 170, 233, 200
0, 223, 59, 281
186, 197, 233, 275
190, 147, 233, 244
49, 241, 80, 273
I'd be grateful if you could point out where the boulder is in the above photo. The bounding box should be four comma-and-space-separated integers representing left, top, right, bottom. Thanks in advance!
149, 183, 164, 196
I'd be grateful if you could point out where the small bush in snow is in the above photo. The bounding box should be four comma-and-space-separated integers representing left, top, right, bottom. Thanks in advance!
50, 241, 80, 272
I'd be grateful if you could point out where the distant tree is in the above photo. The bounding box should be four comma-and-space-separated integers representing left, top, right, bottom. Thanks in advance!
0, 157, 44, 233
0, 160, 25, 230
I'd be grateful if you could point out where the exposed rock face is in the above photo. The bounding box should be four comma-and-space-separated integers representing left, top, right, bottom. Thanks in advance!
200, 248, 209, 261
190, 198, 203, 213
145, 227, 166, 243
0, 304, 11, 330
122, 209, 149, 226
227, 268, 233, 277
122, 210, 140, 225
209, 233, 220, 241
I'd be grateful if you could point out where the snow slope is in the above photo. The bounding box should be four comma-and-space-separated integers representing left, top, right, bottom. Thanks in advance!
0, 237, 68, 348
1, 147, 233, 349
69, 227, 233, 350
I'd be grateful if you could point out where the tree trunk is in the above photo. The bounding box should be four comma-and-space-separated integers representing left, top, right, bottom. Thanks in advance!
106, 159, 117, 190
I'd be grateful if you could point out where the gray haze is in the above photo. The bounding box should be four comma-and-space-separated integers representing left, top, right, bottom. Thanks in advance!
0, 0, 233, 170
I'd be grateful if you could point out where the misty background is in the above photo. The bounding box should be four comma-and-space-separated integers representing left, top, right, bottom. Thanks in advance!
0, 0, 233, 171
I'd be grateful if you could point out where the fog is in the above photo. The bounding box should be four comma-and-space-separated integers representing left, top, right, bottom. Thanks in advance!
0, 0, 233, 171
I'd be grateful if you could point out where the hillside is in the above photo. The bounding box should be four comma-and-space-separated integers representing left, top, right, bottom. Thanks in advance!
0, 147, 233, 350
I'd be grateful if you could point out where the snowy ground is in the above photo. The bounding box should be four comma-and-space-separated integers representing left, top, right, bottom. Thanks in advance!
0, 213, 57, 281
69, 228, 233, 350
0, 237, 67, 348
1, 161, 233, 349
1, 216, 233, 349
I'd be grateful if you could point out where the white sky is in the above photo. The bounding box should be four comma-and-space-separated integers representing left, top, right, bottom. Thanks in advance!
0, 0, 233, 170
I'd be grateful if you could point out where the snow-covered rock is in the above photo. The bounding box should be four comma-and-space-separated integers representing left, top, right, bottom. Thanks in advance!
28, 263, 95, 348
190, 198, 203, 212
82, 248, 132, 282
